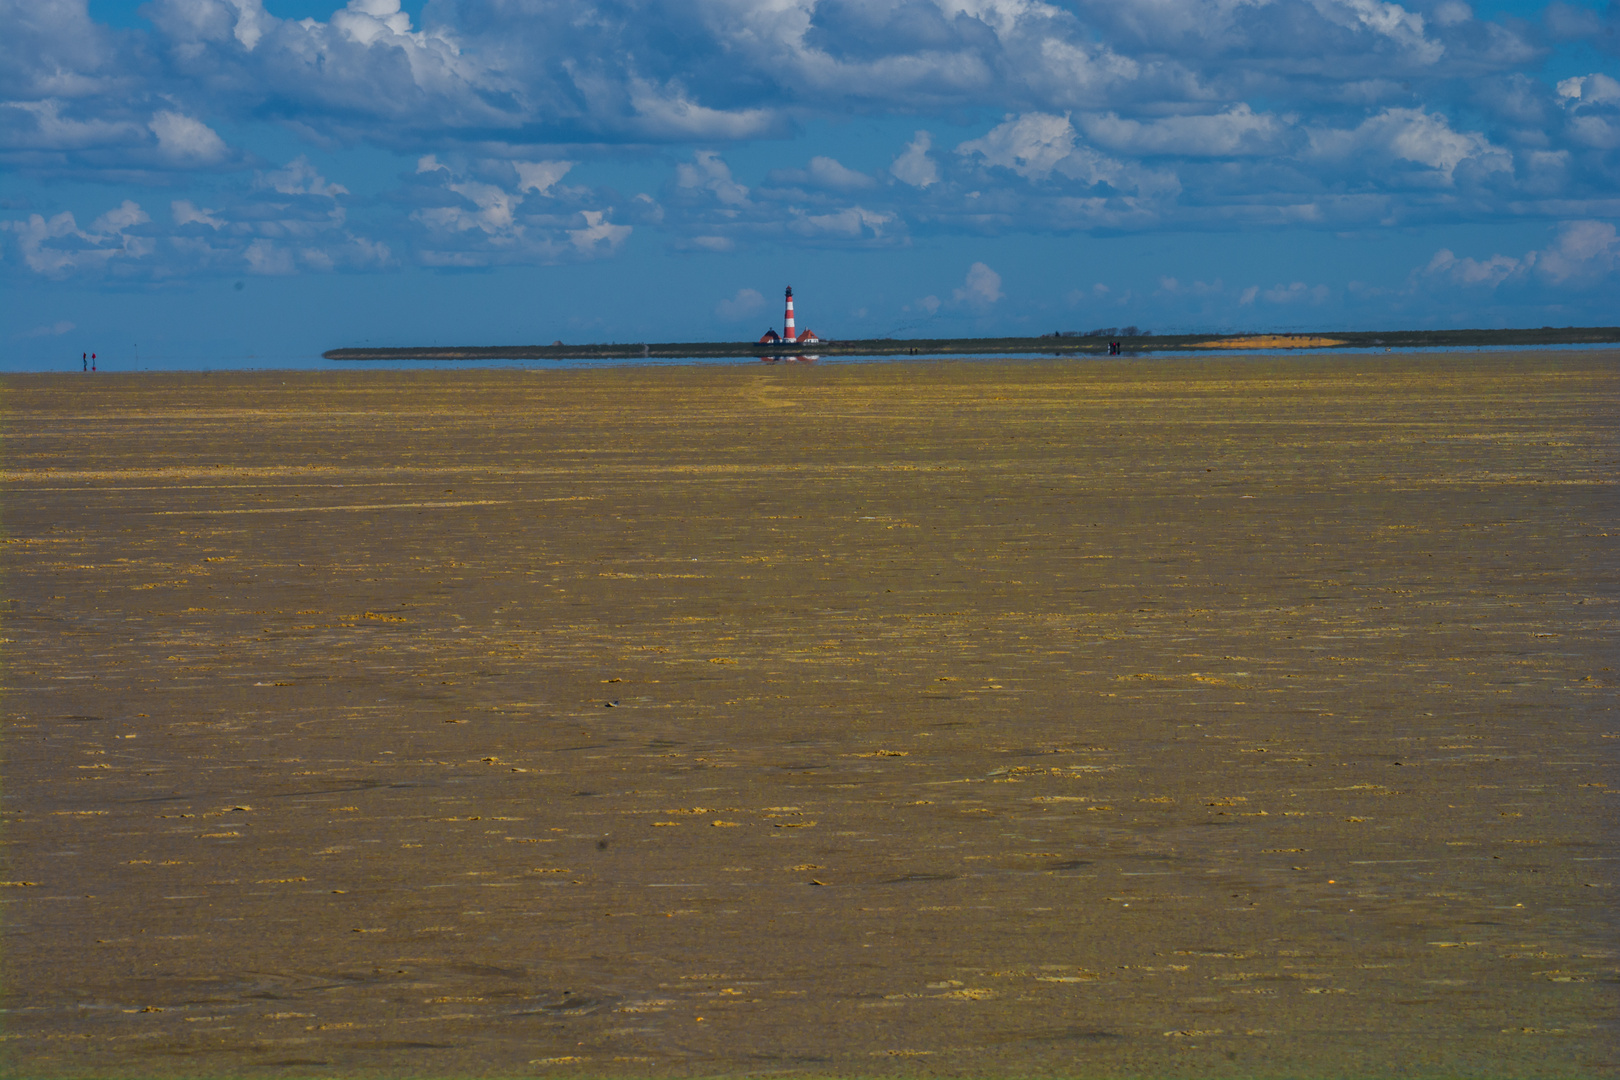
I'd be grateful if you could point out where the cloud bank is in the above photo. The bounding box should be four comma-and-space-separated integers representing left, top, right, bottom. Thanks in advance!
0, 0, 1616, 297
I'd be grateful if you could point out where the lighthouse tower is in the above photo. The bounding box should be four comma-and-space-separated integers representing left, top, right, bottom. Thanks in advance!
783, 285, 796, 342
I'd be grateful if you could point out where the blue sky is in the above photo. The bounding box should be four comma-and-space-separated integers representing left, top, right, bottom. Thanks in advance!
3, 0, 1618, 367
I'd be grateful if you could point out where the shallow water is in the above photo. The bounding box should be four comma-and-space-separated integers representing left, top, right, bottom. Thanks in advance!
6, 340, 1617, 373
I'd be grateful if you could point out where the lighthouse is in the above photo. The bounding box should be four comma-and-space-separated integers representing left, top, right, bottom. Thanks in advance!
758, 285, 821, 346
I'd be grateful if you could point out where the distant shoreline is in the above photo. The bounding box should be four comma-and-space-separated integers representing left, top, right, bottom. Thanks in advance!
324, 326, 1620, 362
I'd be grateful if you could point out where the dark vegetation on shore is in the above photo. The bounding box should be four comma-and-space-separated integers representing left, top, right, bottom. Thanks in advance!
324, 325, 1620, 362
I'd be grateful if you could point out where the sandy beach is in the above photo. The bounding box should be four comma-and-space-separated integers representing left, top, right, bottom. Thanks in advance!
2, 352, 1615, 1078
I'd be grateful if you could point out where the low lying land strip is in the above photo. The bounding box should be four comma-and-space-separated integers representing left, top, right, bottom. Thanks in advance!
324, 325, 1620, 361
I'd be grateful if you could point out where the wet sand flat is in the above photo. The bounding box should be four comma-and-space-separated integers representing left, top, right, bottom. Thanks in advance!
2, 353, 1616, 1078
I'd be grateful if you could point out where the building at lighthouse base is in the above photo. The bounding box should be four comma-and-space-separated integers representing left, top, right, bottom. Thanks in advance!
760, 328, 820, 345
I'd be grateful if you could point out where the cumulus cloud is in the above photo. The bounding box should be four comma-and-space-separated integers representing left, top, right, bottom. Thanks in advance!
409, 154, 631, 266
1555, 73, 1620, 150
1261, 281, 1331, 304
789, 206, 895, 240
891, 131, 940, 188
956, 113, 1179, 196
715, 287, 765, 320
1309, 107, 1511, 183
3, 0, 1550, 165
0, 99, 145, 154
1079, 105, 1288, 157
4, 0, 1616, 279
661, 148, 910, 249
1424, 247, 1523, 286
171, 199, 223, 228
569, 209, 632, 254
0, 201, 152, 277
1156, 275, 1224, 296
958, 113, 1083, 181
676, 150, 751, 206
1417, 220, 1620, 289
148, 110, 229, 164
1558, 73, 1620, 105
18, 319, 76, 338
1535, 219, 1620, 282
0, 158, 392, 279
767, 155, 874, 191
953, 261, 1004, 306
263, 157, 348, 197
514, 160, 574, 197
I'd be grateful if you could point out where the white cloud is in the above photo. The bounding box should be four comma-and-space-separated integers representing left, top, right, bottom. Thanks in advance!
1157, 275, 1224, 295
19, 320, 76, 339
0, 100, 144, 152
171, 199, 224, 228
1566, 114, 1620, 150
958, 113, 1079, 180
568, 209, 632, 253
514, 160, 574, 196
769, 156, 874, 191
94, 200, 151, 234
148, 111, 229, 165
789, 206, 894, 240
1320, 0, 1443, 62
1424, 247, 1523, 286
624, 78, 777, 140
244, 237, 296, 274
1309, 107, 1510, 182
1533, 220, 1620, 284
891, 131, 940, 188
953, 261, 1005, 306
6, 0, 1616, 276
956, 113, 1179, 196
1, 169, 388, 280
408, 156, 631, 265
0, 201, 153, 277
716, 287, 765, 320
1079, 105, 1287, 157
1557, 73, 1620, 105
262, 157, 348, 197
1433, 1, 1472, 28
1261, 281, 1330, 303
332, 0, 414, 47
676, 150, 751, 206
1417, 220, 1620, 290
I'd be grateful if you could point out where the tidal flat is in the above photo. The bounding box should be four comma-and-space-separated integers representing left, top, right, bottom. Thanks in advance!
2, 353, 1615, 1078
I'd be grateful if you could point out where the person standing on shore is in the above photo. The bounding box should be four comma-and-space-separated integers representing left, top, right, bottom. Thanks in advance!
82, 353, 87, 372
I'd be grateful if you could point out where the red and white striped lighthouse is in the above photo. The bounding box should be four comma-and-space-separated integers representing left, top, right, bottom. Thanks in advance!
783, 285, 796, 342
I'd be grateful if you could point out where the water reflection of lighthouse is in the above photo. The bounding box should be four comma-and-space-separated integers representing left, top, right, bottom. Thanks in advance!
758, 286, 820, 345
